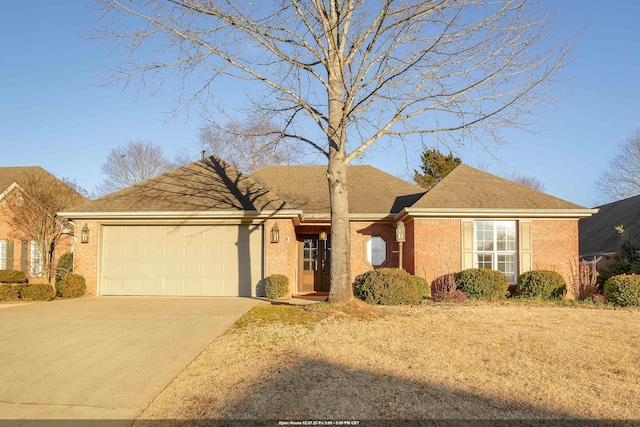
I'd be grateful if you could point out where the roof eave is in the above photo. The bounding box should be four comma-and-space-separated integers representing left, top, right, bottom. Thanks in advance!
398, 207, 599, 219
57, 209, 304, 221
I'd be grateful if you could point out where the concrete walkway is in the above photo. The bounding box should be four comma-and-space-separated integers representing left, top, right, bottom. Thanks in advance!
0, 296, 259, 422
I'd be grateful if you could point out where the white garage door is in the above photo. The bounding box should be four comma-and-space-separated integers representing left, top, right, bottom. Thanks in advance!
100, 224, 263, 296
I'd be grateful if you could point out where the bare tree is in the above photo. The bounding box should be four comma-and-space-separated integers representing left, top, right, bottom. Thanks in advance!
596, 130, 640, 203
1, 171, 87, 283
95, 0, 576, 303
200, 114, 304, 174
96, 139, 181, 195
503, 171, 546, 192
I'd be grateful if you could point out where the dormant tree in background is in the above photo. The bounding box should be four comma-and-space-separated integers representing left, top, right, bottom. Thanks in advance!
1, 171, 86, 283
95, 0, 576, 303
596, 130, 640, 203
200, 114, 304, 174
414, 149, 461, 190
96, 139, 180, 196
504, 171, 547, 192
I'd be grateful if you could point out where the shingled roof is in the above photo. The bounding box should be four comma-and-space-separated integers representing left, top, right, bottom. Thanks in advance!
66, 156, 289, 214
0, 166, 51, 195
410, 165, 589, 211
248, 165, 425, 216
579, 195, 640, 255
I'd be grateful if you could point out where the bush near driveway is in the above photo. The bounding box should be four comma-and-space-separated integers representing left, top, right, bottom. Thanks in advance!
353, 268, 419, 305
456, 268, 509, 300
265, 274, 289, 299
57, 273, 86, 298
604, 274, 640, 307
20, 284, 55, 301
516, 270, 566, 299
0, 284, 20, 301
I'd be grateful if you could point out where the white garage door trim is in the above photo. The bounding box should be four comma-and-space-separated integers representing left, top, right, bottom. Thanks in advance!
99, 224, 263, 297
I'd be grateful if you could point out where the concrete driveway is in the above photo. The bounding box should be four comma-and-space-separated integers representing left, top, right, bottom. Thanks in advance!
0, 297, 259, 422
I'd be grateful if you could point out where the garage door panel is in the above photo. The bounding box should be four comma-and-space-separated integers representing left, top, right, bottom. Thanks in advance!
101, 224, 262, 296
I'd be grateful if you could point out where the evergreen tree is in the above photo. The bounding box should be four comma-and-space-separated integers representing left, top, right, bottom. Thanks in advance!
414, 149, 462, 190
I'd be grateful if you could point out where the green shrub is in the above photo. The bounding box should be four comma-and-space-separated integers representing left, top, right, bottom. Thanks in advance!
414, 276, 430, 299
55, 252, 74, 294
0, 270, 27, 284
265, 274, 289, 299
353, 268, 419, 305
604, 274, 640, 307
516, 270, 566, 299
0, 284, 20, 301
58, 274, 86, 298
456, 268, 509, 300
20, 284, 55, 301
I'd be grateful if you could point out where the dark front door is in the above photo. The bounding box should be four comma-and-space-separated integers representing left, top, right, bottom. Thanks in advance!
299, 235, 331, 293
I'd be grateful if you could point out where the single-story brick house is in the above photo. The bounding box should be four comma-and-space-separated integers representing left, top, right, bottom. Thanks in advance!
60, 156, 596, 297
0, 167, 83, 281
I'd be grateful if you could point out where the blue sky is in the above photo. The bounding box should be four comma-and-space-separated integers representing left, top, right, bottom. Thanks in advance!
1, 1, 638, 208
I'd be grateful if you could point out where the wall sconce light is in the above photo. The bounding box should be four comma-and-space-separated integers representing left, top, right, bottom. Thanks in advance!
319, 228, 327, 241
270, 223, 280, 243
396, 220, 405, 243
81, 223, 89, 244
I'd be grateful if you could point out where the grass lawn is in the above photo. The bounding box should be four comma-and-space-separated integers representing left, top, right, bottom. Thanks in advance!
137, 301, 640, 423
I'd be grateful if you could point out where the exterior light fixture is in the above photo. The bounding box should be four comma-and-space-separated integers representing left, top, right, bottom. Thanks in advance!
270, 223, 280, 243
319, 228, 328, 241
81, 223, 89, 244
396, 220, 405, 270
396, 221, 405, 243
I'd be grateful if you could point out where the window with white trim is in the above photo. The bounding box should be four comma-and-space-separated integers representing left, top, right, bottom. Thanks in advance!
474, 220, 517, 283
30, 240, 43, 277
367, 236, 387, 266
0, 240, 6, 270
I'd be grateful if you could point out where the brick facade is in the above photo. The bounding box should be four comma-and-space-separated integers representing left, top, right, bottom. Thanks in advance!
72, 221, 100, 296
409, 218, 462, 284
531, 219, 579, 286
264, 219, 297, 297
350, 221, 400, 279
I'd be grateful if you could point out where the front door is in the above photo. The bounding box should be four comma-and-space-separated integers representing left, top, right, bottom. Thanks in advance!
299, 235, 331, 293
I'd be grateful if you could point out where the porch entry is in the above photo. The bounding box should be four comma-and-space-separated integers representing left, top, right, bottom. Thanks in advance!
298, 234, 331, 293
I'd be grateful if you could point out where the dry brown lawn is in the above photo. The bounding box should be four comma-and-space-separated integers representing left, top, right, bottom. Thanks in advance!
137, 301, 640, 423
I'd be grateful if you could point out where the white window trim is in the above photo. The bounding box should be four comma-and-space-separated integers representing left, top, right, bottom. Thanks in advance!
474, 220, 517, 284
0, 240, 6, 270
366, 236, 387, 267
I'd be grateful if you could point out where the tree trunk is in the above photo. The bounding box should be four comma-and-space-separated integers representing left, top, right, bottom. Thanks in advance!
327, 150, 353, 303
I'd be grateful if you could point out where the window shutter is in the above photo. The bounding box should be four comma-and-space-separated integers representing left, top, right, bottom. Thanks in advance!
461, 220, 474, 270
20, 241, 28, 273
6, 240, 13, 270
519, 220, 533, 275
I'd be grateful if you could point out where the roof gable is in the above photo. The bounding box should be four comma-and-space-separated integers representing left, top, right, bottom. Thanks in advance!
411, 165, 587, 211
0, 166, 52, 195
248, 165, 425, 215
67, 156, 290, 213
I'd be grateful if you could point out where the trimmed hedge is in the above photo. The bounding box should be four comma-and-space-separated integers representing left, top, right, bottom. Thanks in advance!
265, 274, 289, 299
456, 268, 509, 300
604, 274, 640, 307
516, 270, 566, 299
20, 284, 55, 301
58, 274, 86, 298
0, 284, 20, 301
0, 270, 27, 284
353, 268, 419, 305
414, 276, 431, 299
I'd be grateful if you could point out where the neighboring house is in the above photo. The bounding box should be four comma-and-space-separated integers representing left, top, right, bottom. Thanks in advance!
60, 157, 596, 297
579, 195, 640, 268
0, 167, 81, 281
